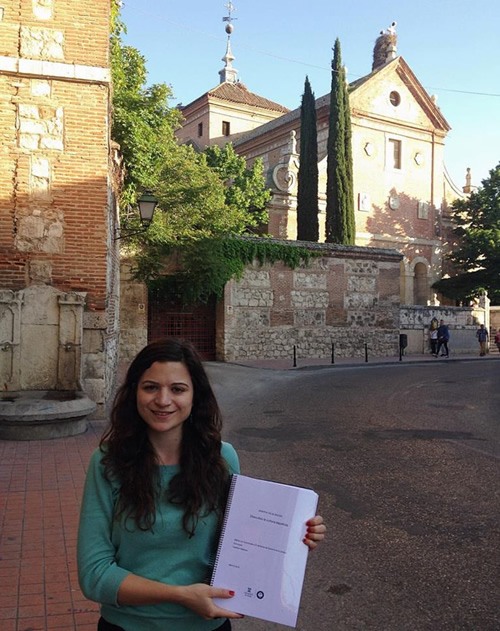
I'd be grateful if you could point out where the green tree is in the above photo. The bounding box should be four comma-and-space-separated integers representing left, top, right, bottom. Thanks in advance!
297, 76, 319, 242
203, 144, 271, 232
132, 146, 272, 293
325, 38, 355, 244
148, 147, 263, 244
110, 8, 267, 243
111, 3, 296, 303
433, 162, 500, 304
110, 4, 181, 207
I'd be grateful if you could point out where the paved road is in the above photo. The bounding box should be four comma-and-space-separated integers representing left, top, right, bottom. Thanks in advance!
206, 360, 500, 631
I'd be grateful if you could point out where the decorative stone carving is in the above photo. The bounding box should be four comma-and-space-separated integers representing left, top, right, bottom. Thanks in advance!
272, 164, 297, 192
271, 131, 299, 193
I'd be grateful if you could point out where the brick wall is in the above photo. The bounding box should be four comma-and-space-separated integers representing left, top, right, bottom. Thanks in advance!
0, 0, 109, 67
0, 0, 111, 305
0, 0, 116, 416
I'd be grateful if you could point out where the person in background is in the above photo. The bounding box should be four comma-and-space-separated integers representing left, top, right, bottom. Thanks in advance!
495, 329, 500, 353
436, 320, 450, 357
476, 323, 489, 356
77, 338, 326, 631
429, 318, 439, 356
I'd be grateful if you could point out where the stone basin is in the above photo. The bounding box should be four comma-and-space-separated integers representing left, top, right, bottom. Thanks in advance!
0, 390, 96, 440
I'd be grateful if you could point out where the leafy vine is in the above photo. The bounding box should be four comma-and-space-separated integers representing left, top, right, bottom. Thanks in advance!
142, 236, 318, 304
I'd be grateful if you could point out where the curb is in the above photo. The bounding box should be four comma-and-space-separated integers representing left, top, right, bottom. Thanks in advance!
223, 354, 500, 372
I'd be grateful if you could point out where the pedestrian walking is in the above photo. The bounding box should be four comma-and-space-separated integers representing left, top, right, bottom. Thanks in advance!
429, 318, 439, 356
476, 324, 489, 356
436, 320, 450, 357
77, 338, 326, 631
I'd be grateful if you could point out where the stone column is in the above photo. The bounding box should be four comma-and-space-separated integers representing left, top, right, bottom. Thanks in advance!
270, 130, 299, 239
0, 290, 23, 390
57, 292, 86, 390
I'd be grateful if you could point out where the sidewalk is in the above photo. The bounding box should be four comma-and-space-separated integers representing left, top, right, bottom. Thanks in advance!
0, 421, 104, 631
228, 350, 500, 371
0, 351, 497, 631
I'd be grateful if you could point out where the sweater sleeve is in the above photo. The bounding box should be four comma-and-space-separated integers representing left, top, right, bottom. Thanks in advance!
77, 449, 130, 605
221, 441, 240, 475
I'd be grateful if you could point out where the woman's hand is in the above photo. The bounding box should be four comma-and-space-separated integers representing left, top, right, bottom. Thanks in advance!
303, 515, 326, 550
176, 583, 244, 620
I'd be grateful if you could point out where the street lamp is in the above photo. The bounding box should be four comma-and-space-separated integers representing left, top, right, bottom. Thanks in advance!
115, 190, 158, 240
137, 190, 158, 226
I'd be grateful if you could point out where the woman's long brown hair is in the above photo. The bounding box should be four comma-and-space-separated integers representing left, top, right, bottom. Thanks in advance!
100, 338, 230, 536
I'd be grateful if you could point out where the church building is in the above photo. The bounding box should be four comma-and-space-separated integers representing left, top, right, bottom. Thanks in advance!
176, 19, 467, 307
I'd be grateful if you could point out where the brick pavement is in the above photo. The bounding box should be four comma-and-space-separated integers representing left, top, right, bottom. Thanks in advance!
0, 421, 106, 631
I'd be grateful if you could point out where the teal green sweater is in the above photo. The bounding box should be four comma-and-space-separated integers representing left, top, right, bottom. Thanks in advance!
77, 442, 240, 631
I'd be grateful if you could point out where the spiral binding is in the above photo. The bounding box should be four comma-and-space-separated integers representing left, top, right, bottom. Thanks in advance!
210, 473, 239, 584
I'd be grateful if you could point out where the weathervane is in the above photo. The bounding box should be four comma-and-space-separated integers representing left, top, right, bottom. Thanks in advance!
223, 2, 237, 35
219, 2, 238, 83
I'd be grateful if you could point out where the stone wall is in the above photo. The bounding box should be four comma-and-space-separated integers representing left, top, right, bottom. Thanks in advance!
118, 260, 148, 364
400, 305, 481, 354
119, 244, 494, 364
219, 242, 402, 361
490, 306, 500, 335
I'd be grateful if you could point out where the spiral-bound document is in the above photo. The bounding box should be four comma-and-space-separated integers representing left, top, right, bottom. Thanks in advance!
211, 474, 319, 627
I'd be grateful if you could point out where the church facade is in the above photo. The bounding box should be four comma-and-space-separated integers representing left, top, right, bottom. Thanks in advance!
177, 27, 466, 307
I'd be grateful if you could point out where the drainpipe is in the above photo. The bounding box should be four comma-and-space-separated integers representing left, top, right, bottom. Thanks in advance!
431, 131, 435, 216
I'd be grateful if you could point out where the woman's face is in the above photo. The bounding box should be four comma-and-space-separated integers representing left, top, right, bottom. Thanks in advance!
136, 361, 194, 440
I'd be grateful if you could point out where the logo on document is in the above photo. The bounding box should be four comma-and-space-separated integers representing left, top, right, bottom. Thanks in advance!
244, 587, 265, 600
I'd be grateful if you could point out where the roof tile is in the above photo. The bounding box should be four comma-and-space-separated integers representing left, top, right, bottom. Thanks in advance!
207, 82, 289, 113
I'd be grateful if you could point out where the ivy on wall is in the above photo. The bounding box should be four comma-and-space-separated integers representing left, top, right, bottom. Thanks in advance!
141, 237, 318, 304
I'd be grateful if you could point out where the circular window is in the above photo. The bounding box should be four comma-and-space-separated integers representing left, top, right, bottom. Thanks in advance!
389, 195, 400, 210
389, 91, 401, 106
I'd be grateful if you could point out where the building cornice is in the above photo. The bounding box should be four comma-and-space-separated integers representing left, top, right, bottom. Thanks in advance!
350, 109, 448, 139
0, 55, 110, 84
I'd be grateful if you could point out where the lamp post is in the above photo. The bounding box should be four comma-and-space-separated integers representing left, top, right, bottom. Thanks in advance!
137, 190, 158, 226
115, 190, 158, 240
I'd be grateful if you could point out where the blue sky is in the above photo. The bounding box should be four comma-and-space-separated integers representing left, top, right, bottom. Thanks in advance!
121, 0, 500, 189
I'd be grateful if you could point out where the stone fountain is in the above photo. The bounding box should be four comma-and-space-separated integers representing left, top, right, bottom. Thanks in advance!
0, 285, 96, 440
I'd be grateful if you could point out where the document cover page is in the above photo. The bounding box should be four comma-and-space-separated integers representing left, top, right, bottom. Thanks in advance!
211, 474, 319, 627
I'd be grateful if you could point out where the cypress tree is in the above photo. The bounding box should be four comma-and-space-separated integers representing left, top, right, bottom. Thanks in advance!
325, 38, 355, 244
297, 76, 319, 241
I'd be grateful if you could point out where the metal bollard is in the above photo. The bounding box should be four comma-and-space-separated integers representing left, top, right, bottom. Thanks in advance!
331, 342, 335, 364
365, 342, 368, 363
293, 345, 297, 368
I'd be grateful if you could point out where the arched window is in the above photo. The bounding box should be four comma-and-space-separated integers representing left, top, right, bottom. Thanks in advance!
414, 262, 428, 305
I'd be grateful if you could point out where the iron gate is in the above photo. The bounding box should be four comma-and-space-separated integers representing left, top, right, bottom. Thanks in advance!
147, 290, 216, 360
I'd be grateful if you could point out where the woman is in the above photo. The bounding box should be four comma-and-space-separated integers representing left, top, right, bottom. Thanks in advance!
78, 338, 325, 631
